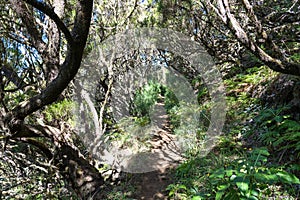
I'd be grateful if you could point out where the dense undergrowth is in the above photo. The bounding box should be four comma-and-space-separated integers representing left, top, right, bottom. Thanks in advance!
1, 65, 299, 199
164, 66, 300, 200
96, 65, 300, 199
69, 66, 300, 199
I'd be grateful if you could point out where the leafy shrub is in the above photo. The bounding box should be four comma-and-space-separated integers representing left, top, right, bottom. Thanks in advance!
43, 99, 74, 124
167, 148, 300, 200
131, 81, 161, 117
254, 106, 300, 158
131, 81, 179, 119
208, 148, 300, 200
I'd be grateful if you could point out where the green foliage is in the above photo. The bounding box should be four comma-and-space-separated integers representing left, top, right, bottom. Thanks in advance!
167, 65, 300, 200
101, 81, 182, 160
105, 184, 135, 200
224, 66, 274, 92
43, 99, 74, 124
164, 86, 179, 111
0, 141, 77, 200
208, 148, 299, 200
168, 105, 181, 129
167, 183, 188, 199
254, 106, 300, 158
131, 81, 179, 118
166, 156, 217, 200
168, 148, 299, 200
290, 52, 300, 63
225, 66, 274, 122
131, 81, 161, 117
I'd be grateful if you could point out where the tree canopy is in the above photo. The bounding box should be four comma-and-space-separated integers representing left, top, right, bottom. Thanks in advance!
0, 0, 299, 199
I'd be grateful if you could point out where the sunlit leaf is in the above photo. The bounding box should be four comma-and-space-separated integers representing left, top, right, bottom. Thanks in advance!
276, 171, 300, 184
236, 181, 249, 192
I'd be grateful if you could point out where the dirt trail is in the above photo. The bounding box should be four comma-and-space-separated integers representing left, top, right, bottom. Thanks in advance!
131, 99, 183, 199
131, 165, 176, 200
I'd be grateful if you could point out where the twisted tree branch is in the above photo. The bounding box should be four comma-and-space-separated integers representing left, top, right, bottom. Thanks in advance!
23, 0, 74, 45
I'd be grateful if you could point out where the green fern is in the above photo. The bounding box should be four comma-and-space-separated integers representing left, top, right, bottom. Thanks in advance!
255, 107, 300, 157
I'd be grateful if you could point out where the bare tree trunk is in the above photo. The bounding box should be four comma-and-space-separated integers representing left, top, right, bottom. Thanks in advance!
55, 145, 106, 199
44, 0, 65, 82
1, 1, 109, 199
205, 0, 300, 76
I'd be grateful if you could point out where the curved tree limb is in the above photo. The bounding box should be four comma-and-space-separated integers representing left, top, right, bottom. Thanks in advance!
9, 0, 47, 53
206, 0, 300, 76
6, 0, 93, 124
23, 0, 74, 45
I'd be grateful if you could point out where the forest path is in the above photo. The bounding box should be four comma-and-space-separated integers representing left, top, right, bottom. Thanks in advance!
131, 98, 184, 200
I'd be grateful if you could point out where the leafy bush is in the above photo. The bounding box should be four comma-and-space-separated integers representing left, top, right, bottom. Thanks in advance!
43, 99, 74, 124
167, 148, 300, 200
131, 81, 161, 117
130, 81, 179, 120
254, 106, 300, 158
208, 148, 300, 200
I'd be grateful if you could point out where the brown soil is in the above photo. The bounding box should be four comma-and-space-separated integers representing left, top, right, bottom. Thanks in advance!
129, 99, 183, 200
131, 165, 177, 200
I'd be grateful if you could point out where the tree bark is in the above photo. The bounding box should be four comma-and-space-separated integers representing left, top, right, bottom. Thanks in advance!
1, 1, 109, 199
56, 145, 106, 199
205, 0, 300, 76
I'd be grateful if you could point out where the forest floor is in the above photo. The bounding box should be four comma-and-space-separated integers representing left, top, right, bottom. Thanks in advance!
108, 71, 300, 199
131, 164, 177, 200
129, 100, 183, 199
